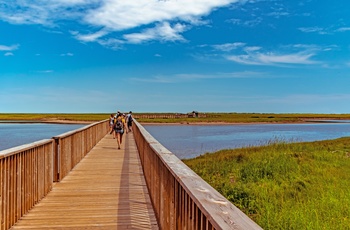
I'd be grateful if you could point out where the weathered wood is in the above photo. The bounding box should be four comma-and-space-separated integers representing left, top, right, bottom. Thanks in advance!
11, 133, 158, 229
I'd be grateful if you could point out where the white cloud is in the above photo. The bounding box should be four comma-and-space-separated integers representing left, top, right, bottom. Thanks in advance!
60, 53, 74, 56
72, 30, 108, 42
4, 52, 14, 56
336, 27, 350, 32
298, 27, 329, 35
0, 44, 19, 51
0, 0, 97, 25
227, 17, 263, 27
123, 22, 187, 43
84, 0, 238, 31
212, 42, 245, 51
36, 70, 54, 73
0, 0, 242, 46
226, 43, 319, 66
131, 71, 266, 83
227, 52, 317, 65
244, 46, 261, 52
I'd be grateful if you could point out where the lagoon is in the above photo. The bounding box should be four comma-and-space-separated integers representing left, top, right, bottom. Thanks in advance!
0, 123, 85, 151
2, 122, 350, 159
143, 123, 350, 159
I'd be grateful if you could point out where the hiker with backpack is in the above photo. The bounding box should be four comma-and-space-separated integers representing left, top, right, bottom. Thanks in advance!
126, 111, 133, 132
114, 114, 124, 149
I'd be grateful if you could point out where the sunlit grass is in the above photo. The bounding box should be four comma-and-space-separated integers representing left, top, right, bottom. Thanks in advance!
0, 113, 108, 121
183, 137, 350, 230
1, 112, 350, 123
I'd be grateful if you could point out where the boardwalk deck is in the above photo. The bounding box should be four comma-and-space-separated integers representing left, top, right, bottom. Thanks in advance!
11, 132, 159, 229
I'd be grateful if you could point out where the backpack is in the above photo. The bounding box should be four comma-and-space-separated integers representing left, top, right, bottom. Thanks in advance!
115, 119, 123, 130
127, 114, 133, 123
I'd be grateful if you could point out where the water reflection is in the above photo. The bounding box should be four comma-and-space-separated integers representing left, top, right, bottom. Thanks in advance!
144, 123, 350, 159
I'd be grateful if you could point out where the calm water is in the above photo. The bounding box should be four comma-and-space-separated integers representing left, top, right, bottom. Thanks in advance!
143, 123, 350, 159
2, 122, 350, 159
0, 123, 85, 151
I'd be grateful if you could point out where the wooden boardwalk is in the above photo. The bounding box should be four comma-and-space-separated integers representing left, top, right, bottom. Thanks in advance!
11, 132, 159, 229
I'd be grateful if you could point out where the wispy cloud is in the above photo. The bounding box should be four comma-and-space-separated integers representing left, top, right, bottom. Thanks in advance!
299, 26, 350, 35
227, 17, 263, 27
336, 27, 350, 32
298, 27, 329, 34
36, 70, 54, 73
131, 71, 267, 83
4, 52, 14, 56
221, 42, 320, 66
227, 51, 317, 65
60, 53, 74, 57
0, 44, 19, 51
71, 30, 108, 42
212, 42, 245, 52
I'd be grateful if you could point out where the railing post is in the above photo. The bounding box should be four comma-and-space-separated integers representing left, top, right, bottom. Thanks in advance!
53, 137, 60, 182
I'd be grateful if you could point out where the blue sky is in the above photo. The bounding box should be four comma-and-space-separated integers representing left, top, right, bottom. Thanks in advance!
1, 0, 350, 114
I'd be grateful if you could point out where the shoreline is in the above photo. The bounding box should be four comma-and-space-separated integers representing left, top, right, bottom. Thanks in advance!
1, 119, 349, 126
0, 119, 92, 125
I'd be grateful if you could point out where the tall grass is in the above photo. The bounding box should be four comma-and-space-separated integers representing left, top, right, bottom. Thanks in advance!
183, 137, 350, 229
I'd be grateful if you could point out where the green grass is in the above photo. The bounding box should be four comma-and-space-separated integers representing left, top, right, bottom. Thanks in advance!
137, 112, 350, 123
1, 112, 350, 123
183, 138, 350, 230
0, 113, 108, 121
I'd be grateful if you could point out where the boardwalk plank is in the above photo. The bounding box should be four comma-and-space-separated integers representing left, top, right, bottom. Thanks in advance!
11, 133, 159, 230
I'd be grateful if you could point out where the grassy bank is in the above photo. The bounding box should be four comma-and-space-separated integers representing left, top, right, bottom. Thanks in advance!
0, 113, 108, 122
136, 112, 350, 123
1, 113, 350, 123
183, 137, 350, 230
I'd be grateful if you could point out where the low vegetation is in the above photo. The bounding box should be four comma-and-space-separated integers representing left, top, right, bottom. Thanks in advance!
0, 113, 108, 122
1, 112, 350, 123
183, 137, 350, 230
136, 112, 350, 123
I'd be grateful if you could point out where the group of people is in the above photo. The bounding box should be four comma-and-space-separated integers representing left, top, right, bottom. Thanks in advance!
109, 111, 133, 149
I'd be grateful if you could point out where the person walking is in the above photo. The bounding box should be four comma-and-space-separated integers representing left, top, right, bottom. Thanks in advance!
126, 111, 133, 132
122, 113, 128, 134
114, 114, 124, 149
109, 114, 115, 135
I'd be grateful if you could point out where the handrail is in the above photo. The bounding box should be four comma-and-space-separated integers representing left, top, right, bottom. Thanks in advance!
0, 119, 109, 230
133, 119, 262, 230
52, 119, 109, 181
0, 139, 54, 230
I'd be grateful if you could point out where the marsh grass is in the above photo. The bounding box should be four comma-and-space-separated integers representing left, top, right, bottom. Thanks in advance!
0, 113, 108, 121
1, 112, 350, 123
183, 137, 350, 229
138, 112, 350, 123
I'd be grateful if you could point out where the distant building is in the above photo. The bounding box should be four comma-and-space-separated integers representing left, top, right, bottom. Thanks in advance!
188, 111, 199, 118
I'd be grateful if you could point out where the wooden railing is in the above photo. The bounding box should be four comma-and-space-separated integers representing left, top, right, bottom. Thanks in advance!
0, 120, 109, 230
53, 120, 109, 181
133, 119, 262, 230
0, 139, 54, 230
